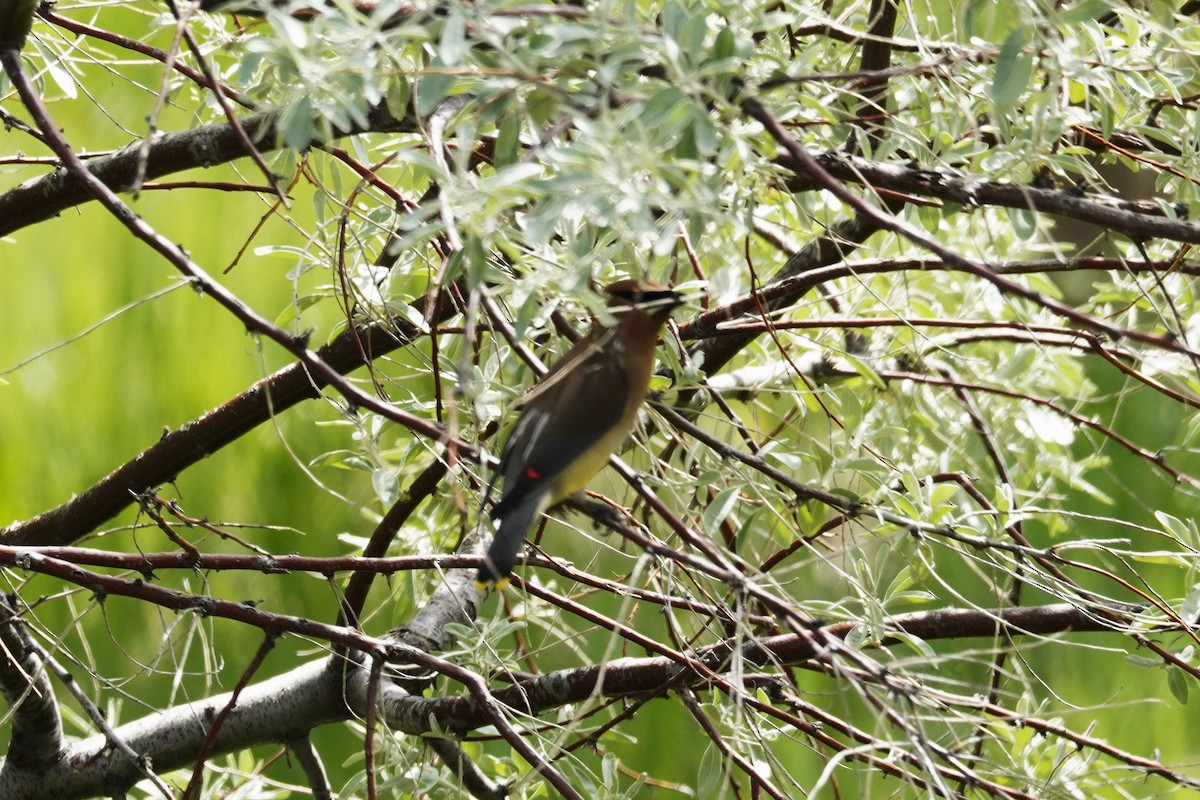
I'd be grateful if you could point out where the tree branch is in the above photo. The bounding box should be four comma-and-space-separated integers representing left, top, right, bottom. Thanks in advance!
779, 150, 1199, 243
0, 660, 346, 800
0, 594, 62, 770
0, 312, 433, 546
0, 103, 416, 239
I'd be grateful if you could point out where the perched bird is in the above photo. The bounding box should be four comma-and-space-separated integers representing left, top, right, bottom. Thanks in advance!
478, 279, 686, 586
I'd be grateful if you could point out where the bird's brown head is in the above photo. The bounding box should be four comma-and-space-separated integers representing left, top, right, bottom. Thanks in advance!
603, 279, 685, 324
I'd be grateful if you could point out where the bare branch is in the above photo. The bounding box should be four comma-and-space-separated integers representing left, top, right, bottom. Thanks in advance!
284, 736, 332, 800
0, 594, 62, 770
0, 660, 346, 800
0, 102, 416, 239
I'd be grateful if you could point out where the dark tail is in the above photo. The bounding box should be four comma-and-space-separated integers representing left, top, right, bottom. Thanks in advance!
478, 492, 545, 584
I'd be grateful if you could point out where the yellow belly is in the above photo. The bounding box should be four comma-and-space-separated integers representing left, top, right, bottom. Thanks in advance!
546, 414, 637, 505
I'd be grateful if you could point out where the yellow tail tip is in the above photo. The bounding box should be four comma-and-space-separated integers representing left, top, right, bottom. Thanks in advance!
475, 576, 512, 591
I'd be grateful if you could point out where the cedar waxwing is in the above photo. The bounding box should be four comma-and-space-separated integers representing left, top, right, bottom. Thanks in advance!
477, 280, 686, 585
